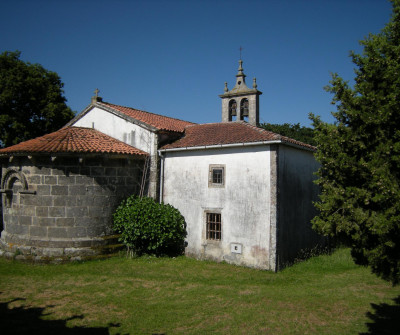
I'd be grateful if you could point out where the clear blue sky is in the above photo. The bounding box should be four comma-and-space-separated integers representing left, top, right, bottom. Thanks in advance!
0, 0, 393, 127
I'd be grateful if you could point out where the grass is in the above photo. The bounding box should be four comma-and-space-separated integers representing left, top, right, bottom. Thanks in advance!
0, 248, 399, 334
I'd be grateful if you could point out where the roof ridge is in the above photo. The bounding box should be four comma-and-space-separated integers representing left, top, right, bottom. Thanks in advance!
249, 123, 316, 149
161, 122, 315, 151
0, 126, 148, 157
99, 101, 147, 113
100, 101, 196, 124
244, 122, 282, 138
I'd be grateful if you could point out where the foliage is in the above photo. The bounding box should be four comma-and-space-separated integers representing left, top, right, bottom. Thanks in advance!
259, 122, 316, 146
310, 0, 400, 284
113, 195, 187, 256
0, 51, 75, 148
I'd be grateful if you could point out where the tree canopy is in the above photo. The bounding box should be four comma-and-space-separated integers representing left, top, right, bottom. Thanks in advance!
259, 122, 316, 146
0, 51, 75, 148
310, 0, 400, 284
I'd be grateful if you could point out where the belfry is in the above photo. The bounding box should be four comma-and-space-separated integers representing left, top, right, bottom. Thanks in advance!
219, 59, 262, 126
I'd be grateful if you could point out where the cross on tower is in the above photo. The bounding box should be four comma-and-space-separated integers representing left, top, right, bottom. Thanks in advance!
94, 88, 100, 98
239, 46, 243, 60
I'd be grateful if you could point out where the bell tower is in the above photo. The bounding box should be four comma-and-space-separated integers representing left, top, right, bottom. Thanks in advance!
219, 59, 262, 126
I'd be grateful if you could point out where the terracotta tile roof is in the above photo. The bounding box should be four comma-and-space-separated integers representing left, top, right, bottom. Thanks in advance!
160, 122, 316, 151
99, 102, 195, 132
0, 127, 148, 157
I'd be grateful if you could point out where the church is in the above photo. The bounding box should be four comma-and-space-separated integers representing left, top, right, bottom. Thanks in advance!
0, 60, 323, 270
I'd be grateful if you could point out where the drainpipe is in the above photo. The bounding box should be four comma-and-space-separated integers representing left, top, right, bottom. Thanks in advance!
158, 150, 165, 204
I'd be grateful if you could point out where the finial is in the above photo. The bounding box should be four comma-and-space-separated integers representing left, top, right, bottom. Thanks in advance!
91, 88, 102, 104
224, 82, 228, 92
253, 78, 257, 89
236, 59, 245, 79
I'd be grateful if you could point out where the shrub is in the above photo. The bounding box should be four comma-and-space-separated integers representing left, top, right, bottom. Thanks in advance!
113, 196, 187, 256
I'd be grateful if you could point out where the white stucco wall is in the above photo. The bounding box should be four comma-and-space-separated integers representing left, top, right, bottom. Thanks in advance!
162, 145, 272, 269
72, 107, 161, 197
72, 107, 156, 154
276, 145, 323, 267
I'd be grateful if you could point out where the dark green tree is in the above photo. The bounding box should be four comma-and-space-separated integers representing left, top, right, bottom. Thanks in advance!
0, 51, 75, 148
259, 122, 316, 146
310, 0, 400, 284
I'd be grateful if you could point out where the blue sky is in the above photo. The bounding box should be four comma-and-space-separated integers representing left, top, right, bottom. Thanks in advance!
0, 0, 393, 126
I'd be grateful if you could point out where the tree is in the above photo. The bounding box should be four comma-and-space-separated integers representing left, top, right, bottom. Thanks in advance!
259, 122, 316, 146
310, 0, 400, 284
0, 51, 75, 148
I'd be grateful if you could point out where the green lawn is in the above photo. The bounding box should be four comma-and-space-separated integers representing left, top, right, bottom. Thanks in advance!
0, 248, 399, 334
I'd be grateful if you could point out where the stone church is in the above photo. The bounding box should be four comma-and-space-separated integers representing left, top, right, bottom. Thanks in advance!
0, 61, 323, 269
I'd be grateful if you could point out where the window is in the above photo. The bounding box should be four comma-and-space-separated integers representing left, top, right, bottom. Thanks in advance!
208, 165, 225, 187
212, 168, 223, 184
206, 213, 221, 241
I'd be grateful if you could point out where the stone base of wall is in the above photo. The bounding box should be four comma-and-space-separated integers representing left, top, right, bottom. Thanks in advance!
0, 231, 124, 263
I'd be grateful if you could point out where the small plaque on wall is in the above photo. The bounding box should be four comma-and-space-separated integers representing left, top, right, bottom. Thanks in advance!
231, 243, 242, 254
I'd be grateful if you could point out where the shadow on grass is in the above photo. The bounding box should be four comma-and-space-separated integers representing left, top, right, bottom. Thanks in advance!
360, 295, 400, 335
0, 297, 122, 335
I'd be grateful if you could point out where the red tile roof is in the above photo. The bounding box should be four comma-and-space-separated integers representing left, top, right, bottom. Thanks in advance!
161, 122, 315, 151
99, 102, 195, 133
0, 127, 148, 157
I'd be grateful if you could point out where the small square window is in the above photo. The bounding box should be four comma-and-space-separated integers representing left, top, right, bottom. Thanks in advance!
206, 213, 221, 241
209, 164, 225, 187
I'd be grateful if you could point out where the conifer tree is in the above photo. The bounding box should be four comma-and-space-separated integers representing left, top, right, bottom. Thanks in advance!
310, 0, 400, 284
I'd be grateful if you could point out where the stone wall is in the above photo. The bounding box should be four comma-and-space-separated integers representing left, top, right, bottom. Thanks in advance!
0, 155, 143, 261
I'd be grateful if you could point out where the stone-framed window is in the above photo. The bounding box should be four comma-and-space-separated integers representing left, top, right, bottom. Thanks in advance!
206, 212, 222, 241
1, 169, 30, 208
208, 164, 225, 188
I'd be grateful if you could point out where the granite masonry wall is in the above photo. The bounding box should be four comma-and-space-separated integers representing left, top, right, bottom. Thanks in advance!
0, 155, 143, 261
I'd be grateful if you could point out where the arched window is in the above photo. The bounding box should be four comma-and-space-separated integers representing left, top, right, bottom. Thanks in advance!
229, 99, 237, 121
240, 98, 249, 121
1, 169, 28, 208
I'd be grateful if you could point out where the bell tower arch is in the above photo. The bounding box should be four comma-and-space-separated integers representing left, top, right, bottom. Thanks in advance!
219, 60, 262, 126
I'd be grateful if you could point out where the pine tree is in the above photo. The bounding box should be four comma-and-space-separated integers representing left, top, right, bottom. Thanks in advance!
310, 0, 400, 284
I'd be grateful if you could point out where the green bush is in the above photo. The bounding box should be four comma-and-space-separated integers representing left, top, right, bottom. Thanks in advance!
113, 196, 187, 256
